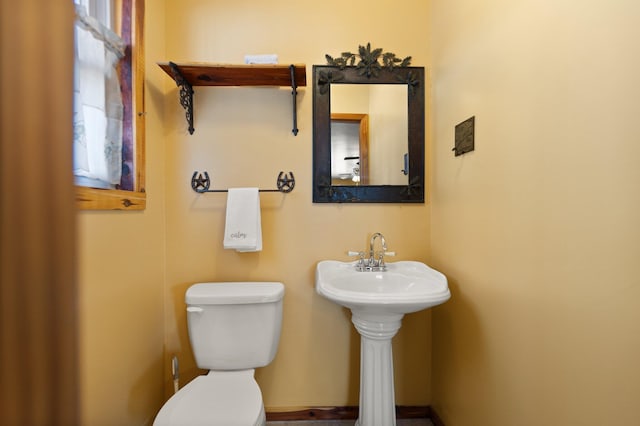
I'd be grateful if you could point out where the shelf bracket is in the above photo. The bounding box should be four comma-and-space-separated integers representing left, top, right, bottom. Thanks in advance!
169, 61, 195, 134
290, 64, 299, 136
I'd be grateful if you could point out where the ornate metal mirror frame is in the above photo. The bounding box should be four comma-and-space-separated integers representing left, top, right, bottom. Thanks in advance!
312, 44, 425, 203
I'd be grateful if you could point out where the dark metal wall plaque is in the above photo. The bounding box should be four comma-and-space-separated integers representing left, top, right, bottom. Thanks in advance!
453, 116, 475, 156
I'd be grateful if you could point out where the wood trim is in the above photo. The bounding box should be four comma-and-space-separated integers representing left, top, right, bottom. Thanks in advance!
430, 407, 446, 426
76, 186, 146, 210
267, 406, 358, 421
266, 406, 433, 421
133, 0, 145, 196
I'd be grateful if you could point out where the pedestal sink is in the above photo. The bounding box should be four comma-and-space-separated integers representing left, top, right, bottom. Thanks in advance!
315, 260, 450, 426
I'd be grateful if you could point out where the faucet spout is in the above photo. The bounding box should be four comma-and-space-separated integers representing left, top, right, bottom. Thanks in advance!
369, 233, 387, 267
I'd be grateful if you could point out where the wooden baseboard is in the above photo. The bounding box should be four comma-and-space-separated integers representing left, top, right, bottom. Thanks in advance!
430, 407, 446, 426
266, 406, 437, 421
266, 406, 357, 421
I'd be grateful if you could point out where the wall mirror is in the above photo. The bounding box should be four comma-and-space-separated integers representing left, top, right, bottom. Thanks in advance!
313, 44, 424, 203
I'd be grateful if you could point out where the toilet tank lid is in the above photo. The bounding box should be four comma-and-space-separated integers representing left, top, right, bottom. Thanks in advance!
186, 282, 284, 305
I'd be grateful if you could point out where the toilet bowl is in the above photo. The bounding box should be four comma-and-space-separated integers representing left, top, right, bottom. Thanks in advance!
153, 282, 284, 426
153, 370, 265, 426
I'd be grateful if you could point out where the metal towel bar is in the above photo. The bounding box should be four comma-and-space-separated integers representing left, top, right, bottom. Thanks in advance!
190, 171, 295, 194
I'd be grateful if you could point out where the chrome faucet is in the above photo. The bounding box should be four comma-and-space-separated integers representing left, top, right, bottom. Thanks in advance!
369, 232, 387, 268
349, 233, 395, 271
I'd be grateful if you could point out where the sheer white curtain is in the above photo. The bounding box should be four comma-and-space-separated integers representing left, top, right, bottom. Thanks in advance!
73, 2, 125, 188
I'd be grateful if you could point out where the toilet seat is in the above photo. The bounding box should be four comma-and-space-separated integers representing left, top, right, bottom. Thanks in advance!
153, 370, 265, 426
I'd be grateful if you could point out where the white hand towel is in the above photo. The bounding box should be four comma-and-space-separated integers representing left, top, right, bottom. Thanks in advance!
223, 188, 262, 252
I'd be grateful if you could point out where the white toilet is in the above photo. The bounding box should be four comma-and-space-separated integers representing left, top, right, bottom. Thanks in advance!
153, 282, 285, 426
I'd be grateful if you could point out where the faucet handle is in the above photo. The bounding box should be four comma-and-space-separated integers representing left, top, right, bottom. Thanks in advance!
348, 251, 366, 271
385, 251, 396, 257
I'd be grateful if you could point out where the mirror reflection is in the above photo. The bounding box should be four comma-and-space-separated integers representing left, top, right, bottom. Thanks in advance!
331, 85, 408, 186
331, 114, 367, 185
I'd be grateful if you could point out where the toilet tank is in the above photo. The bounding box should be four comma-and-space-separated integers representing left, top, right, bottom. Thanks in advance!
185, 282, 284, 370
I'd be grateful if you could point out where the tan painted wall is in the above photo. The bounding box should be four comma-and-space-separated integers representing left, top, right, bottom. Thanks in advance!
430, 1, 640, 425
77, 0, 167, 424
162, 0, 432, 411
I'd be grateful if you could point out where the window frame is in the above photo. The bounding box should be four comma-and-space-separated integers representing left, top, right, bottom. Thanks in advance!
75, 0, 145, 210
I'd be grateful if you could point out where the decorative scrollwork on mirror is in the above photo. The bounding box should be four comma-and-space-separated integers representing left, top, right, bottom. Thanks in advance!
325, 42, 412, 76
313, 43, 425, 203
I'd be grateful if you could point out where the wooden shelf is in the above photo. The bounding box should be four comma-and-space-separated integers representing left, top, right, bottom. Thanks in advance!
158, 62, 306, 135
157, 62, 306, 87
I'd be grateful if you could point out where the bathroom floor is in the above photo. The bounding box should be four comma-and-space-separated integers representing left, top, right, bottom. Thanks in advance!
267, 420, 434, 426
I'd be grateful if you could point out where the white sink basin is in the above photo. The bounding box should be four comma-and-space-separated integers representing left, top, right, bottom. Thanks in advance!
315, 259, 450, 426
316, 260, 450, 315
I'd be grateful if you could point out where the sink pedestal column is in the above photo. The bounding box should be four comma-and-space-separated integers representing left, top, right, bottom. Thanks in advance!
351, 312, 404, 426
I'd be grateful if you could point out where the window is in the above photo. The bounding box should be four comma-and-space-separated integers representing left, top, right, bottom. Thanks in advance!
74, 0, 145, 210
